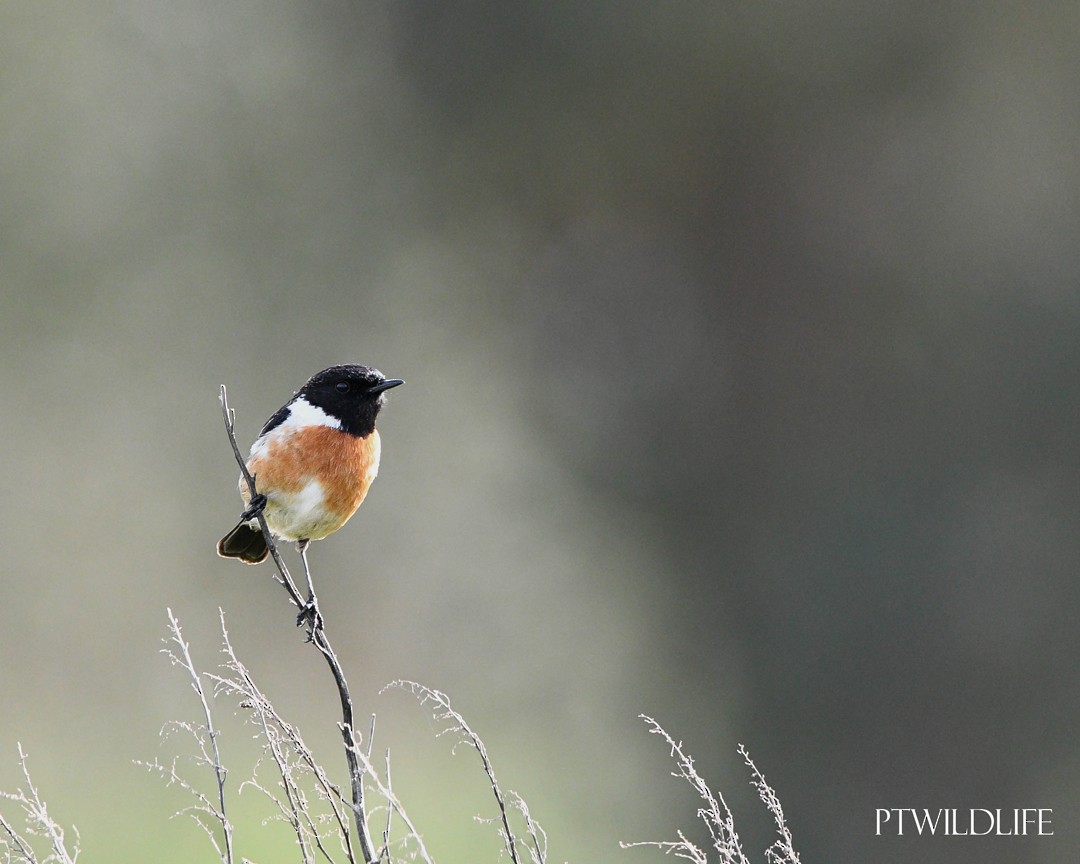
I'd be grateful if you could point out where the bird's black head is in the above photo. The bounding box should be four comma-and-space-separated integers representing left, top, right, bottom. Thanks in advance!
295, 364, 403, 437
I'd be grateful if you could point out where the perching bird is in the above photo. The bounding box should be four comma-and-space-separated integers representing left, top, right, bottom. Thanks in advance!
217, 365, 403, 565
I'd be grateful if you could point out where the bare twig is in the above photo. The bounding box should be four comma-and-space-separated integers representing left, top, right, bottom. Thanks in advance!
622, 719, 802, 864
309, 630, 374, 861
0, 745, 80, 864
386, 681, 545, 864
218, 385, 377, 864
379, 749, 394, 862
739, 746, 800, 864
0, 809, 37, 864
139, 610, 234, 863
218, 386, 306, 613
508, 791, 547, 864
349, 745, 435, 864
620, 716, 748, 864
211, 612, 355, 864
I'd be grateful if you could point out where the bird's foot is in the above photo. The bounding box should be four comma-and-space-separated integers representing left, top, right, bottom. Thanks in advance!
296, 594, 324, 636
240, 493, 267, 521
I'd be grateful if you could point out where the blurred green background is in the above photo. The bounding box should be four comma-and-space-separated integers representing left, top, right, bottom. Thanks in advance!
2, 2, 1079, 863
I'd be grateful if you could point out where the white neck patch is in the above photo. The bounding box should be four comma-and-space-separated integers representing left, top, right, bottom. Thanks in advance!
282, 396, 341, 431
249, 395, 340, 459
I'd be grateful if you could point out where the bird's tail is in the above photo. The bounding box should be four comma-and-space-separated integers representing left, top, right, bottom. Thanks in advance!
216, 521, 269, 564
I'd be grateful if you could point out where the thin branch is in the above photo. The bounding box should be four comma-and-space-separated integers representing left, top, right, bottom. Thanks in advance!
213, 613, 354, 864
139, 614, 239, 863
622, 720, 803, 864
0, 745, 80, 864
160, 608, 234, 864
379, 750, 393, 863
219, 385, 378, 864
0, 810, 38, 864
246, 704, 318, 864
349, 745, 435, 864
386, 681, 521, 864
621, 830, 708, 863
621, 716, 748, 864
739, 746, 800, 864
310, 631, 374, 861
218, 385, 306, 613
506, 791, 546, 864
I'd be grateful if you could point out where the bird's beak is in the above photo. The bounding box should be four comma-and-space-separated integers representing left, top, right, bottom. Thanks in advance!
368, 378, 404, 394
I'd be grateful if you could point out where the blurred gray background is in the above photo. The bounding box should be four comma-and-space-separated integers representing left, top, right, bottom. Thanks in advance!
2, 2, 1079, 863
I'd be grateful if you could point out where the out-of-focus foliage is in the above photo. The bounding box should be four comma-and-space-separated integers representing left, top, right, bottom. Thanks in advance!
2, 3, 1078, 863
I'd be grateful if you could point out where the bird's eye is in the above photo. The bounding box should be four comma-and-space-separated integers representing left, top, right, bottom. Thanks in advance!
335, 382, 350, 393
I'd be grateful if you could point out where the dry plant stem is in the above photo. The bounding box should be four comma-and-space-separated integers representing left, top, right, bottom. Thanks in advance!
379, 750, 393, 861
621, 720, 803, 864
311, 628, 375, 863
621, 715, 749, 864
214, 614, 356, 864
219, 385, 378, 864
388, 681, 533, 864
739, 746, 801, 864
0, 745, 80, 864
349, 744, 435, 864
219, 386, 307, 613
165, 609, 234, 864
509, 793, 547, 864
0, 810, 36, 864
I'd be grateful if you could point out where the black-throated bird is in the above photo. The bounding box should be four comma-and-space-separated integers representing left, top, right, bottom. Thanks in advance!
217, 365, 403, 565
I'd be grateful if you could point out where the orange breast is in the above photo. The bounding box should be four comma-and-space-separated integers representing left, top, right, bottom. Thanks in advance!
245, 426, 381, 540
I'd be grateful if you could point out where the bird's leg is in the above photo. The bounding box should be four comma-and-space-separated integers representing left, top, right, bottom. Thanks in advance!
295, 539, 323, 634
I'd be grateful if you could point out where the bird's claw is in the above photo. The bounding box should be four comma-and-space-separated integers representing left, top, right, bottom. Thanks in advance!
296, 596, 324, 635
241, 493, 267, 521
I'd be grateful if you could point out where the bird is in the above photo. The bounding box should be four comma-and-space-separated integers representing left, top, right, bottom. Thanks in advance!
217, 364, 403, 567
